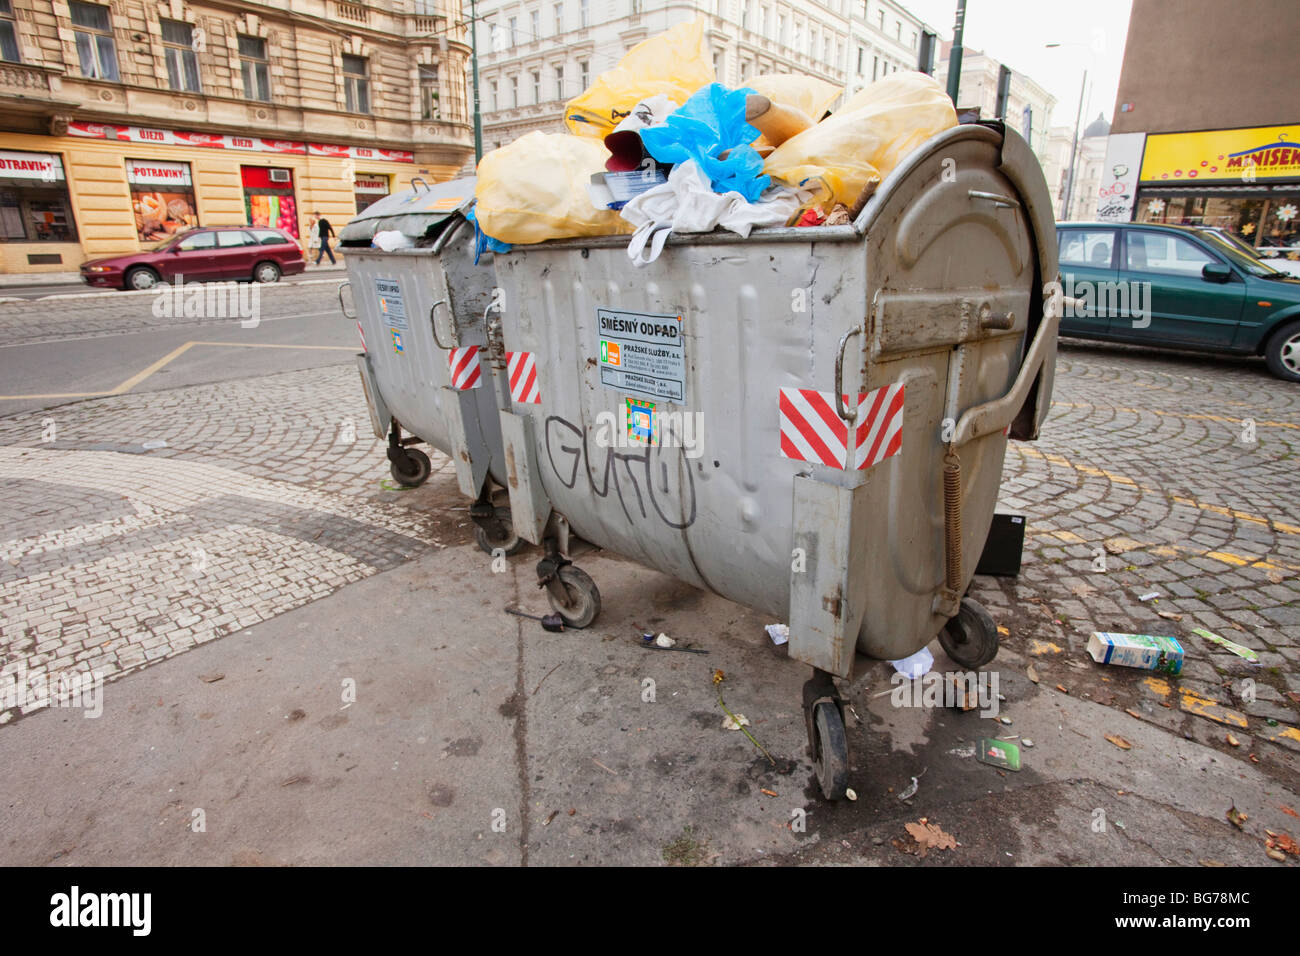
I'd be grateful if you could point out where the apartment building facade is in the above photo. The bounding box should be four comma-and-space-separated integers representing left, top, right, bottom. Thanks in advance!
0, 0, 475, 273
932, 43, 1056, 161
471, 0, 936, 154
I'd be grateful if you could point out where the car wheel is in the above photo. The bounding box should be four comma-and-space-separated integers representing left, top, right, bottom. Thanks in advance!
253, 261, 281, 283
1265, 319, 1300, 382
125, 266, 160, 291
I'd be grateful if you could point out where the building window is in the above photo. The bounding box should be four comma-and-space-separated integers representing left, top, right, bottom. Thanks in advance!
419, 65, 440, 119
530, 8, 539, 39
126, 159, 197, 243
758, 5, 766, 36
531, 70, 540, 103
777, 14, 785, 44
161, 19, 201, 93
856, 46, 864, 74
69, 1, 118, 81
489, 79, 498, 111
578, 59, 588, 89
0, 0, 19, 63
342, 54, 369, 113
631, 0, 642, 14
510, 75, 518, 107
0, 151, 78, 243
554, 2, 563, 34
878, 10, 884, 29
895, 20, 901, 40
872, 55, 878, 80
554, 64, 564, 100
857, 0, 866, 17
581, 0, 589, 27
507, 16, 517, 46
911, 31, 917, 49
238, 35, 270, 102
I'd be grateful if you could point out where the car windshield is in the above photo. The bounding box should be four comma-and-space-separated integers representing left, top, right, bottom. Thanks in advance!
1194, 229, 1290, 278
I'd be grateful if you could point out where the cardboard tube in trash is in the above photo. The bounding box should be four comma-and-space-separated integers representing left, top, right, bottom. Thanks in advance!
745, 94, 815, 149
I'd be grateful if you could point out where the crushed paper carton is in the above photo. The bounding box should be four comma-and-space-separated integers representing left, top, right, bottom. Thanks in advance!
1087, 632, 1184, 675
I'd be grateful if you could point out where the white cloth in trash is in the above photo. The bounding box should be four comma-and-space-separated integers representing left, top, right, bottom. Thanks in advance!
619, 159, 805, 267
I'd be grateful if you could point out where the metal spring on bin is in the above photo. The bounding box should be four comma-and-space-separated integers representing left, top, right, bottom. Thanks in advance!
943, 451, 962, 593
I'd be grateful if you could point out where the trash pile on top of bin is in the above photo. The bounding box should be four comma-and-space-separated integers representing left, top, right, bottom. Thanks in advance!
337, 16, 1063, 799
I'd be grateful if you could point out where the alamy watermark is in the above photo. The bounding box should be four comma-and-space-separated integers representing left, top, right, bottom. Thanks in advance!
0, 661, 103, 718
592, 401, 704, 459
890, 669, 1000, 718
1050, 275, 1152, 329
151, 276, 262, 329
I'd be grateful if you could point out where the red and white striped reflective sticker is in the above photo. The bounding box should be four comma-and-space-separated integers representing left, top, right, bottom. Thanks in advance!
356, 321, 366, 352
448, 346, 482, 390
779, 387, 850, 468
506, 350, 541, 404
851, 381, 905, 471
779, 382, 904, 470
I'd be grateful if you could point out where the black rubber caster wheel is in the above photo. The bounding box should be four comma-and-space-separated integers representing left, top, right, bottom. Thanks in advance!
474, 512, 523, 557
939, 597, 1000, 669
543, 565, 601, 629
389, 448, 431, 487
811, 701, 849, 801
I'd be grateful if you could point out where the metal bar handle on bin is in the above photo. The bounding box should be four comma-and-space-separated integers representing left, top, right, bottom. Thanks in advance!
430, 299, 457, 350
833, 325, 863, 423
949, 284, 1062, 449
409, 177, 430, 193
337, 280, 355, 320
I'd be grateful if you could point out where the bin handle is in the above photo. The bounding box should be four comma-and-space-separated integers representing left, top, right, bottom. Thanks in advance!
337, 280, 355, 320
968, 189, 1020, 209
949, 285, 1061, 448
834, 325, 863, 422
410, 177, 430, 193
430, 299, 456, 349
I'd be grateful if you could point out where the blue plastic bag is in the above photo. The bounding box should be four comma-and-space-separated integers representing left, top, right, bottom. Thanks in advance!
465, 205, 511, 264
640, 83, 770, 202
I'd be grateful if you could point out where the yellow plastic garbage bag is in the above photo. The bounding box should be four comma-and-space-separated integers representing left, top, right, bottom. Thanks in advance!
563, 18, 714, 137
474, 131, 631, 244
763, 72, 957, 210
746, 73, 842, 123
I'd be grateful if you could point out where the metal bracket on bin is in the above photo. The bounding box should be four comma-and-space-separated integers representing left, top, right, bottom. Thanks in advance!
498, 410, 552, 545
337, 280, 355, 320
430, 299, 457, 350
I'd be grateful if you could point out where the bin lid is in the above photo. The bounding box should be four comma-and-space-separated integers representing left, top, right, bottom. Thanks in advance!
340, 176, 476, 244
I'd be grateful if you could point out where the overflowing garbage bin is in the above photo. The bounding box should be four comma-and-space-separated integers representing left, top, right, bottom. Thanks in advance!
338, 176, 521, 554
482, 120, 1060, 798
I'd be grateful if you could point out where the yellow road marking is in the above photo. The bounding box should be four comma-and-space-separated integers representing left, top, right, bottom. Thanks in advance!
0, 341, 355, 400
1016, 446, 1296, 535
1028, 530, 1298, 573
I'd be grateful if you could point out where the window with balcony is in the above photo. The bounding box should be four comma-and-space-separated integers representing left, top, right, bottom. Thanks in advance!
630, 0, 641, 14
342, 54, 369, 113
70, 1, 119, 81
580, 0, 589, 27
238, 35, 270, 101
161, 19, 201, 92
0, 0, 19, 63
419, 65, 440, 119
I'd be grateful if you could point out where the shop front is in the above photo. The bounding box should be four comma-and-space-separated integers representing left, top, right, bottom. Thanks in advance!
1133, 124, 1300, 271
0, 124, 444, 273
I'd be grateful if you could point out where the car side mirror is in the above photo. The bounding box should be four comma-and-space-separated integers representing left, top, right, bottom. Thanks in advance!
1202, 262, 1233, 283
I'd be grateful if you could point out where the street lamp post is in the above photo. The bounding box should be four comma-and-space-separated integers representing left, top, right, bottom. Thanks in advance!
470, 0, 483, 165
946, 0, 966, 106
1046, 42, 1090, 222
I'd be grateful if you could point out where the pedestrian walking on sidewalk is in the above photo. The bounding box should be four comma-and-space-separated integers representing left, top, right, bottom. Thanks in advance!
315, 212, 336, 265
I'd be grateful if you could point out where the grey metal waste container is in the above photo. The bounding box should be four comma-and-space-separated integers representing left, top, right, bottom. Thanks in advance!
338, 176, 521, 554
478, 121, 1061, 798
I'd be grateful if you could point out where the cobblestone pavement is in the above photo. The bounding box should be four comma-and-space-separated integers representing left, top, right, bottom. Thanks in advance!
1, 336, 1297, 774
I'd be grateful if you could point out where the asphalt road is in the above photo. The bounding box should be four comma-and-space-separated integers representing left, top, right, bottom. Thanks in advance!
0, 282, 356, 416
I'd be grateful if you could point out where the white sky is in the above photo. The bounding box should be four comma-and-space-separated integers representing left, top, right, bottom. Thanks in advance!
901, 0, 1133, 130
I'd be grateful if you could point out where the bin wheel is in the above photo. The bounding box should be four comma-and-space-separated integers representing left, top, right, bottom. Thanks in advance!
544, 565, 601, 629
939, 597, 1000, 669
475, 520, 523, 557
389, 448, 431, 487
811, 701, 849, 801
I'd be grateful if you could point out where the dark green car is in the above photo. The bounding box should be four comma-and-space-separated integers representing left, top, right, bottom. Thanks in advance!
1056, 221, 1300, 381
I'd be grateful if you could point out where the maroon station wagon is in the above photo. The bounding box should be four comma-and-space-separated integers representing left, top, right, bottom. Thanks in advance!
80, 226, 306, 291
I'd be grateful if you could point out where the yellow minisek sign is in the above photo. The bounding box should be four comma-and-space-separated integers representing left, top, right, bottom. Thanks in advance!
1139, 125, 1300, 183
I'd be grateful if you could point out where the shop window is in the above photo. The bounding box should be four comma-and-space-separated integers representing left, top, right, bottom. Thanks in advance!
354, 174, 389, 214
126, 158, 197, 243
419, 64, 440, 120
0, 0, 20, 63
70, 1, 119, 81
0, 151, 78, 242
342, 54, 370, 113
239, 35, 270, 102
241, 165, 298, 239
161, 19, 200, 93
